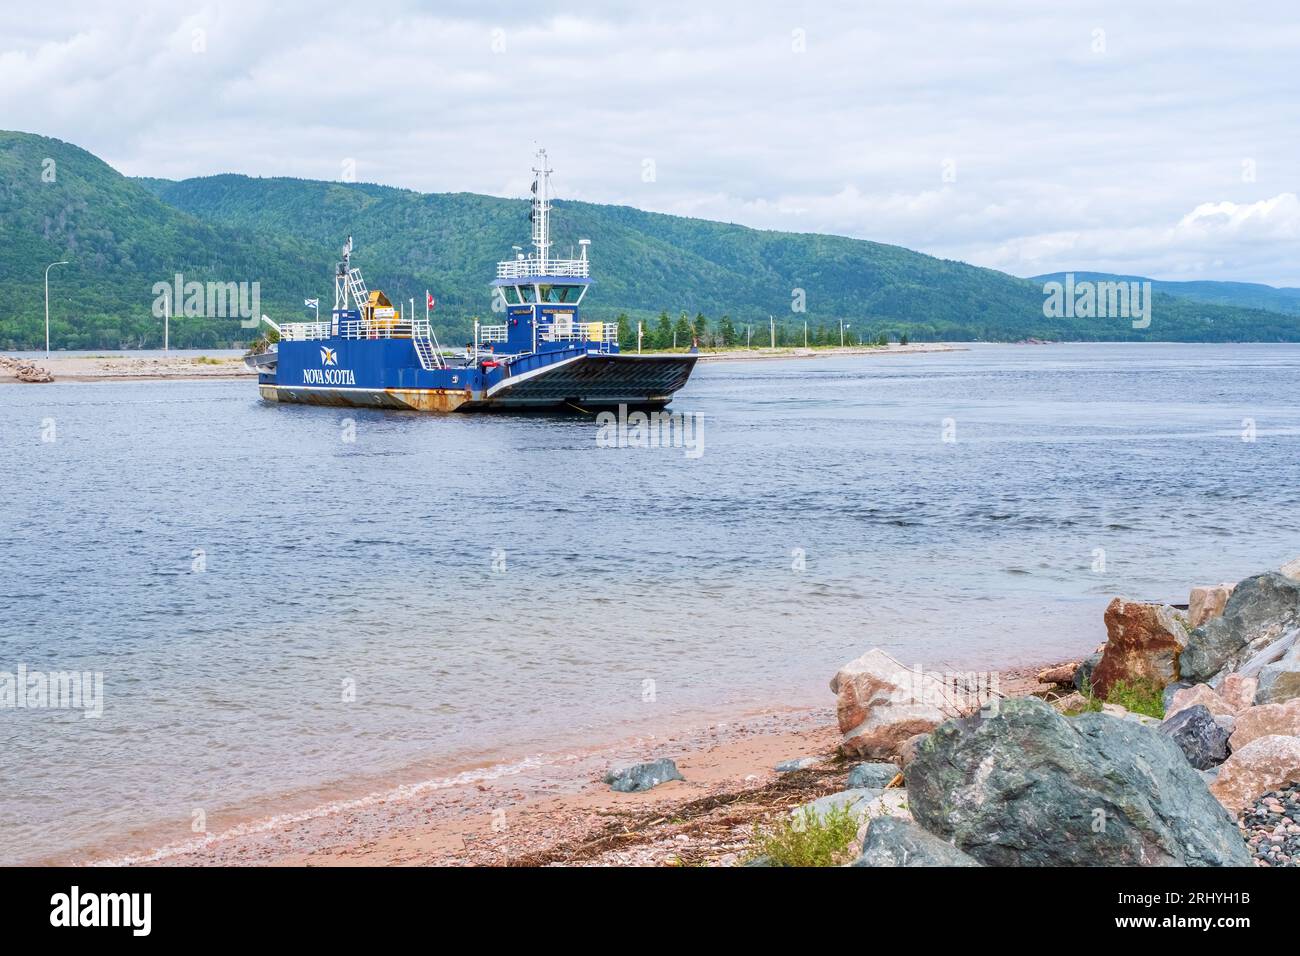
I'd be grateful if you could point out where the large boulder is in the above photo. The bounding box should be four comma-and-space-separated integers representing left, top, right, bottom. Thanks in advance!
829, 649, 949, 758
1210, 735, 1300, 811
1158, 704, 1230, 769
905, 697, 1251, 866
1189, 584, 1234, 629
1090, 599, 1189, 697
850, 817, 982, 867
1229, 699, 1300, 751
1180, 573, 1300, 684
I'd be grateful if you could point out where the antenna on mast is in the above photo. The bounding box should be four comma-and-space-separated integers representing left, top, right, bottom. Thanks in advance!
530, 148, 552, 271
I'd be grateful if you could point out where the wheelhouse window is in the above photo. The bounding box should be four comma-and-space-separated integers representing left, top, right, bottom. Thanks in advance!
539, 284, 581, 303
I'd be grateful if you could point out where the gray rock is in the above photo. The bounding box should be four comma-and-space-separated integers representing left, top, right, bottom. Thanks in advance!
774, 756, 819, 772
905, 697, 1252, 866
1180, 573, 1300, 684
1159, 704, 1230, 769
1213, 714, 1237, 738
1075, 651, 1103, 691
846, 761, 900, 789
603, 758, 684, 793
1198, 767, 1221, 785
850, 817, 982, 867
795, 788, 880, 822
1256, 639, 1300, 705
1162, 681, 1192, 712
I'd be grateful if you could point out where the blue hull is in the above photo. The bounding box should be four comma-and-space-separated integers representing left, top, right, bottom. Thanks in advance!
258, 337, 697, 412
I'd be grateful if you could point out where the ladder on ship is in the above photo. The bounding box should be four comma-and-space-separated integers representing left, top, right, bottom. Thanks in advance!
346, 269, 369, 313
411, 315, 444, 370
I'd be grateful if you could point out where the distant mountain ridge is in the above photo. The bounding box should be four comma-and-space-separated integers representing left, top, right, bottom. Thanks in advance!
2, 129, 1297, 349
1033, 272, 1300, 317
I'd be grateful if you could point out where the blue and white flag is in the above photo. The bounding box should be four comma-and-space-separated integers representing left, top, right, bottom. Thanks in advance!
304, 298, 319, 308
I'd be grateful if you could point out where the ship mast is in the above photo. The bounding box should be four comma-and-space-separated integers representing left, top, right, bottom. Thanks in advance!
530, 148, 552, 273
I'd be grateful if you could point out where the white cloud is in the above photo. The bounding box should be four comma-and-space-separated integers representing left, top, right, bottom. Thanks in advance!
3, 0, 1299, 284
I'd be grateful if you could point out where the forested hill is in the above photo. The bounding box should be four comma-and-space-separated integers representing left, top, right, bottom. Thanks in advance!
2, 129, 1294, 349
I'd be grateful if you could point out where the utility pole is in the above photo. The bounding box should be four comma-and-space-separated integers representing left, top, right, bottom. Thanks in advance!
163, 291, 170, 351
804, 320, 808, 348
45, 260, 69, 355
839, 317, 845, 348
746, 325, 751, 348
769, 315, 775, 349
637, 320, 643, 354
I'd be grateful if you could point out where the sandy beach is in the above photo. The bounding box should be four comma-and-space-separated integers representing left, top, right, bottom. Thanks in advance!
0, 343, 962, 384
91, 661, 1064, 868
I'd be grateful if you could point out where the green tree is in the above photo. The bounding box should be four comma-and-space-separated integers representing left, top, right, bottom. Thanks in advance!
616, 312, 633, 349
654, 310, 672, 349
693, 312, 708, 346
718, 314, 736, 347
673, 312, 691, 349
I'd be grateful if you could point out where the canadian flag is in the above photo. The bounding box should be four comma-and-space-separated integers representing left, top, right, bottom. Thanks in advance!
426, 292, 436, 310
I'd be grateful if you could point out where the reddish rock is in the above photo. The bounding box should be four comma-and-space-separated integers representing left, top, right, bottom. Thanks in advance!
1167, 683, 1238, 720
1090, 599, 1190, 698
1220, 673, 1258, 712
1229, 699, 1300, 751
1189, 584, 1234, 628
830, 649, 947, 758
1210, 735, 1300, 811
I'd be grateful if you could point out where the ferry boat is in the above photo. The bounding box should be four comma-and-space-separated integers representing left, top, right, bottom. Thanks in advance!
248, 150, 697, 412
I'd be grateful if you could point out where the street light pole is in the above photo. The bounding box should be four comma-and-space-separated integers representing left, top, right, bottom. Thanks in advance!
45, 260, 69, 355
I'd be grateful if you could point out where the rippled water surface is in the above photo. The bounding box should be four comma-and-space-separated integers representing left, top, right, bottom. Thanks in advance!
3, 343, 1300, 863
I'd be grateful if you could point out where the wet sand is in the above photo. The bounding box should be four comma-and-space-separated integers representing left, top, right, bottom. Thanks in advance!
91, 661, 1064, 868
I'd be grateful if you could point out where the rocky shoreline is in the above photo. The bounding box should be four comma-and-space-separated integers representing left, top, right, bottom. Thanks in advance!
0, 354, 54, 382
593, 558, 1300, 867
0, 353, 252, 382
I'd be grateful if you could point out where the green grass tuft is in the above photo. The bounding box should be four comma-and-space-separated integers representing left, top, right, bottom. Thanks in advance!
1066, 674, 1164, 719
1104, 678, 1165, 718
746, 804, 859, 867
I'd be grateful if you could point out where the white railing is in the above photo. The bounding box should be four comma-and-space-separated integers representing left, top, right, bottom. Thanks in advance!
541, 321, 618, 345
496, 257, 589, 279
279, 319, 423, 341
479, 324, 508, 343
279, 322, 332, 341
338, 319, 413, 339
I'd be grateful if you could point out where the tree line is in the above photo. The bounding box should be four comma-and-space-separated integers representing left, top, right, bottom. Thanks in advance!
611, 311, 908, 350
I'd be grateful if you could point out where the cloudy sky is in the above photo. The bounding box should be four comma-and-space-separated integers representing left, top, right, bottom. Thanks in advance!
4, 0, 1299, 284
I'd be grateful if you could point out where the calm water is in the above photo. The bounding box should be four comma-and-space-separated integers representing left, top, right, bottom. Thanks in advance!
3, 343, 1300, 863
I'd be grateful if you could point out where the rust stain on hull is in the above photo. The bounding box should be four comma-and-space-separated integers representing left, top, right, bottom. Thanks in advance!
260, 385, 473, 412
